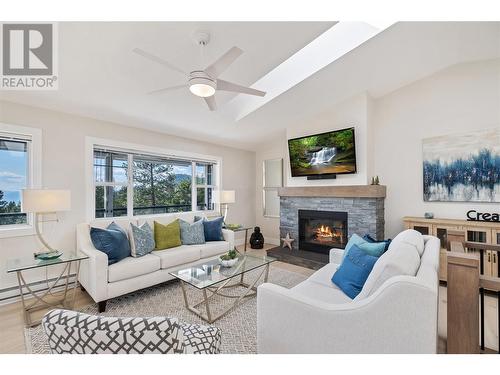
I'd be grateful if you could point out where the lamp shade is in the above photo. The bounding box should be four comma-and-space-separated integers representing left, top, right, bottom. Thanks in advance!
21, 189, 71, 213
217, 190, 235, 204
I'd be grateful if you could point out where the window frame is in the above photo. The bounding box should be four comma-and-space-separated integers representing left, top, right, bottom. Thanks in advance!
0, 123, 42, 238
262, 158, 283, 218
194, 162, 216, 211
86, 137, 222, 222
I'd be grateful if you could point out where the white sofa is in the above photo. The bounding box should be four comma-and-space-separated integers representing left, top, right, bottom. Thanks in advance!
257, 230, 440, 354
77, 212, 234, 312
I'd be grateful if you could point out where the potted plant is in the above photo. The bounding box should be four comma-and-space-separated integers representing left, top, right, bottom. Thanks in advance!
219, 249, 239, 267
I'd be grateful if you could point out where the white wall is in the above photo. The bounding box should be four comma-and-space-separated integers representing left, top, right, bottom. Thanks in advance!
0, 101, 255, 296
255, 59, 500, 241
285, 93, 372, 187
373, 60, 500, 237
255, 132, 287, 245
254, 93, 373, 243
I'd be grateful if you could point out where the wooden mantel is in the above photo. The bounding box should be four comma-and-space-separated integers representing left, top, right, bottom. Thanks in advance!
278, 185, 386, 198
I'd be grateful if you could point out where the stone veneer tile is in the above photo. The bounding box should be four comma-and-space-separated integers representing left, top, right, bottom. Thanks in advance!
279, 196, 385, 251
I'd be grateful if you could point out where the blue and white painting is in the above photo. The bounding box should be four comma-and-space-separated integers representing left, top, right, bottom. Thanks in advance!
422, 128, 500, 202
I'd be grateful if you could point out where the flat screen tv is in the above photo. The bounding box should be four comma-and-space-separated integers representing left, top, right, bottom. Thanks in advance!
288, 127, 357, 177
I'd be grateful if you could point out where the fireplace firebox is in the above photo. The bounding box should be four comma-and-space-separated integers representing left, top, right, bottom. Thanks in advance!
298, 209, 348, 254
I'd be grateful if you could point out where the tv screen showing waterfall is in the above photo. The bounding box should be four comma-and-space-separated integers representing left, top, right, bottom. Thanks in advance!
288, 127, 357, 177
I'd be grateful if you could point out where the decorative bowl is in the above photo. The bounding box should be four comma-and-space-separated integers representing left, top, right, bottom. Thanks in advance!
35, 251, 63, 260
225, 223, 242, 230
219, 257, 238, 267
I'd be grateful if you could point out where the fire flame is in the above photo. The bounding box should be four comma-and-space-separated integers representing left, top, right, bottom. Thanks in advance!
316, 225, 334, 238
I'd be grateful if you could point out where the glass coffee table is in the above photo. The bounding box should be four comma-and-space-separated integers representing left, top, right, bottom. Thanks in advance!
170, 254, 276, 323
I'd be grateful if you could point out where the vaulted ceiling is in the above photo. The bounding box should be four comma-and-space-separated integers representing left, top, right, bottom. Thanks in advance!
1, 21, 499, 150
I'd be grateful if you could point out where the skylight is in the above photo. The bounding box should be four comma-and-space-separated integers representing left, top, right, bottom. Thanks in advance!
225, 21, 394, 121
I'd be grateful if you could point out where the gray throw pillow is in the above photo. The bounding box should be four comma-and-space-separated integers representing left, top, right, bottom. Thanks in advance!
179, 219, 205, 245
129, 222, 155, 257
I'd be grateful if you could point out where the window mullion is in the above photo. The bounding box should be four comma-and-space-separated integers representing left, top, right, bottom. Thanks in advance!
191, 161, 196, 211
127, 154, 134, 218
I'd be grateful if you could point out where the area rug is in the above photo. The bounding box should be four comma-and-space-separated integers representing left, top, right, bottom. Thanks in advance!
24, 265, 306, 354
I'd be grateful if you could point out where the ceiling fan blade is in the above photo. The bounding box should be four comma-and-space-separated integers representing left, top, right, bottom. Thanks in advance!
204, 96, 217, 111
217, 79, 266, 97
133, 48, 188, 76
204, 47, 243, 78
147, 84, 187, 95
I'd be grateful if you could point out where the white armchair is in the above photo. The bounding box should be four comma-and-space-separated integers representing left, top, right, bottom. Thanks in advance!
257, 232, 440, 354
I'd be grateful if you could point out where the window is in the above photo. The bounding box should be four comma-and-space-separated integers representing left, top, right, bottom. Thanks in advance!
93, 147, 218, 218
133, 155, 192, 215
0, 136, 29, 226
263, 158, 283, 217
93, 150, 128, 218
195, 163, 215, 211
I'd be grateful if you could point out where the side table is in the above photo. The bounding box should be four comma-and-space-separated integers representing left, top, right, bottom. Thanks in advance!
6, 252, 89, 327
226, 226, 253, 253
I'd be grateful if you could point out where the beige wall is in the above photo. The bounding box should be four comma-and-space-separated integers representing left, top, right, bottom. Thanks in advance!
373, 60, 500, 237
0, 101, 255, 295
255, 59, 500, 242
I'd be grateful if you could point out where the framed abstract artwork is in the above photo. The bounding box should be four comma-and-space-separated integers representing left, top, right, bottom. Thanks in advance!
422, 128, 500, 202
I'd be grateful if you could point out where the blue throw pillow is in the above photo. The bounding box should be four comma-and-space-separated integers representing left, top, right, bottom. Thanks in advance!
363, 234, 392, 251
332, 244, 379, 299
198, 216, 224, 241
90, 222, 131, 265
342, 233, 386, 260
179, 219, 206, 245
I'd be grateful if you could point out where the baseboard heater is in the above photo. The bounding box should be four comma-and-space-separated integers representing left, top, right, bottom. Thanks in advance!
0, 273, 77, 304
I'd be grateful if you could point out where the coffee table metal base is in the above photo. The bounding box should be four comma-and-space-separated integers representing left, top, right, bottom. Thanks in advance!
179, 263, 270, 323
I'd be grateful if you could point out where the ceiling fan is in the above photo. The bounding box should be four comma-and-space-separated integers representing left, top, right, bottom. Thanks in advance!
133, 31, 266, 111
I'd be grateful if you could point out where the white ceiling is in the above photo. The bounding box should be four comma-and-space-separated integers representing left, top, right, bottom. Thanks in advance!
1, 21, 500, 150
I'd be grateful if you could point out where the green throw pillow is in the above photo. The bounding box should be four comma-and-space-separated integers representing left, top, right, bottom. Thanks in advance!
154, 220, 181, 250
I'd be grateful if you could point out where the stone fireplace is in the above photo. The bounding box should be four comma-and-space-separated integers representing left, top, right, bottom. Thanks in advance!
278, 186, 386, 263
298, 209, 348, 254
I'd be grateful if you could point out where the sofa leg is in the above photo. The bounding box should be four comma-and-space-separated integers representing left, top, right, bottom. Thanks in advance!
80, 285, 86, 292
98, 300, 107, 313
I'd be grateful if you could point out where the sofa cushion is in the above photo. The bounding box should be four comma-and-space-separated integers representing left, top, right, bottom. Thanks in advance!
152, 245, 201, 269
90, 222, 131, 265
292, 280, 352, 304
90, 218, 137, 232
342, 234, 386, 261
363, 234, 392, 251
129, 222, 155, 257
42, 309, 184, 354
179, 219, 205, 245
307, 263, 341, 289
332, 244, 379, 299
108, 254, 160, 283
192, 241, 230, 258
154, 220, 182, 250
389, 229, 425, 256
196, 216, 224, 242
354, 240, 421, 301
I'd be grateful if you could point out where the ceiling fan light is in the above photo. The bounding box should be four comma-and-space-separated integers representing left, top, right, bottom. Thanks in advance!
189, 83, 216, 97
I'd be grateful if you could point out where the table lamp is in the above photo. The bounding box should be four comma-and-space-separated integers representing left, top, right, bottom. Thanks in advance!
217, 190, 235, 223
21, 189, 71, 257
